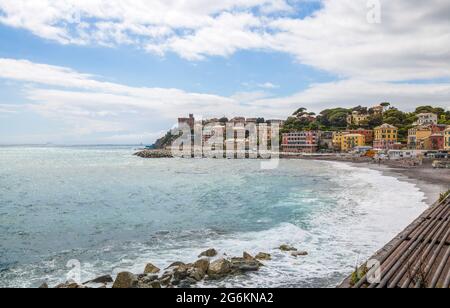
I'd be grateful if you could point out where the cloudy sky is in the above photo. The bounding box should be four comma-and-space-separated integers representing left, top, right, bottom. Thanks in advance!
0, 0, 449, 144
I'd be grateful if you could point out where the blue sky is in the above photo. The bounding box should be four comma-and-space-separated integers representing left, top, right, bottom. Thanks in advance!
0, 0, 449, 144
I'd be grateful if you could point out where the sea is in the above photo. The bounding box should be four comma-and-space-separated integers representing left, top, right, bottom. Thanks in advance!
0, 146, 427, 288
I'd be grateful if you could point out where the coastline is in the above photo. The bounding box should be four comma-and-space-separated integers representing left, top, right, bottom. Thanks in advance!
294, 156, 449, 206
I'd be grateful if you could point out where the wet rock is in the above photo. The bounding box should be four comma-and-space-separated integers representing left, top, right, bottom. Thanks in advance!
160, 275, 172, 286
173, 265, 190, 281
230, 258, 261, 272
144, 263, 161, 274
207, 259, 232, 278
255, 252, 272, 261
112, 272, 138, 289
243, 252, 254, 260
39, 282, 49, 289
166, 262, 186, 269
55, 280, 84, 289
199, 248, 218, 258
194, 259, 210, 273
178, 280, 193, 289
188, 268, 206, 281
292, 251, 308, 257
83, 275, 113, 285
279, 245, 298, 252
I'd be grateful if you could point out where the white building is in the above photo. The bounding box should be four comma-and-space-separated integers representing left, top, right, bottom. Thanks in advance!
416, 113, 438, 126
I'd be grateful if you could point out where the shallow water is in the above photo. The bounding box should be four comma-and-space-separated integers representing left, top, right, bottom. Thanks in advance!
0, 146, 427, 288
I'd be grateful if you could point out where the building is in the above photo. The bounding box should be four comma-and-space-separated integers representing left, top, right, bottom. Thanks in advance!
445, 127, 450, 151
347, 111, 369, 126
332, 132, 349, 151
388, 150, 425, 160
178, 114, 195, 129
267, 119, 285, 126
416, 113, 438, 126
374, 124, 399, 150
281, 131, 319, 153
349, 129, 374, 144
370, 105, 384, 116
341, 134, 366, 152
319, 131, 334, 150
424, 133, 445, 151
408, 126, 431, 149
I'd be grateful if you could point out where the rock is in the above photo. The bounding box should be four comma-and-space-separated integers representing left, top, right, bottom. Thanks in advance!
230, 258, 261, 272
166, 261, 186, 269
55, 281, 83, 289
160, 275, 172, 286
243, 252, 254, 260
199, 248, 218, 258
292, 251, 308, 257
279, 245, 298, 252
38, 282, 49, 289
144, 263, 161, 274
207, 259, 232, 278
173, 265, 190, 281
255, 252, 272, 261
112, 272, 138, 289
188, 268, 206, 281
194, 259, 210, 273
83, 275, 113, 285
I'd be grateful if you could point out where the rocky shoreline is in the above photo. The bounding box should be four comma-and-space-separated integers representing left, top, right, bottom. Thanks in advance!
134, 149, 173, 158
44, 246, 307, 289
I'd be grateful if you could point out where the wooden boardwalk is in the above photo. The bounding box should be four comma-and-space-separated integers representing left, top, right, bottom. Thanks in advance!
341, 193, 450, 288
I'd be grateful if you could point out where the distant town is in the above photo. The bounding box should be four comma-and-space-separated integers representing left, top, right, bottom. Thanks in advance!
148, 103, 450, 165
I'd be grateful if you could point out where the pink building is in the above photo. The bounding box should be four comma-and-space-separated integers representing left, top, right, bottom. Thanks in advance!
281, 131, 319, 153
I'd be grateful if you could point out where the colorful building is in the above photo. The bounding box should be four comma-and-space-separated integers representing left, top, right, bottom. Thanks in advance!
341, 134, 366, 152
281, 131, 319, 153
424, 134, 445, 151
347, 111, 369, 126
348, 129, 374, 144
445, 127, 450, 151
332, 132, 349, 151
374, 124, 399, 150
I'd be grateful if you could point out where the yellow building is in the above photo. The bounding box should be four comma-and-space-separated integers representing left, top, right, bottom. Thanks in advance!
341, 134, 365, 152
445, 127, 450, 151
347, 111, 369, 126
408, 126, 433, 149
374, 124, 398, 150
332, 132, 349, 151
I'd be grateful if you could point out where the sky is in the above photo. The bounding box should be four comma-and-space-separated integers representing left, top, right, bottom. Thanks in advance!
0, 0, 449, 145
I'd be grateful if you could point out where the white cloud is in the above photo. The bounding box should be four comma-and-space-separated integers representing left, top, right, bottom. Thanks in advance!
1, 0, 449, 82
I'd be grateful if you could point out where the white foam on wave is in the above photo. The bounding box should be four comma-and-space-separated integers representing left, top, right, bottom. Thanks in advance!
4, 161, 428, 288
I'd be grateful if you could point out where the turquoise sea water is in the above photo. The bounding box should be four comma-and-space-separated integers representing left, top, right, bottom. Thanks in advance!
0, 146, 427, 288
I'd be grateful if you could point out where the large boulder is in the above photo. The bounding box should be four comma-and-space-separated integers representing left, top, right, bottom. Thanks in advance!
230, 258, 261, 272
194, 259, 210, 273
199, 248, 218, 258
207, 259, 232, 278
255, 252, 272, 261
144, 263, 161, 274
112, 272, 138, 289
